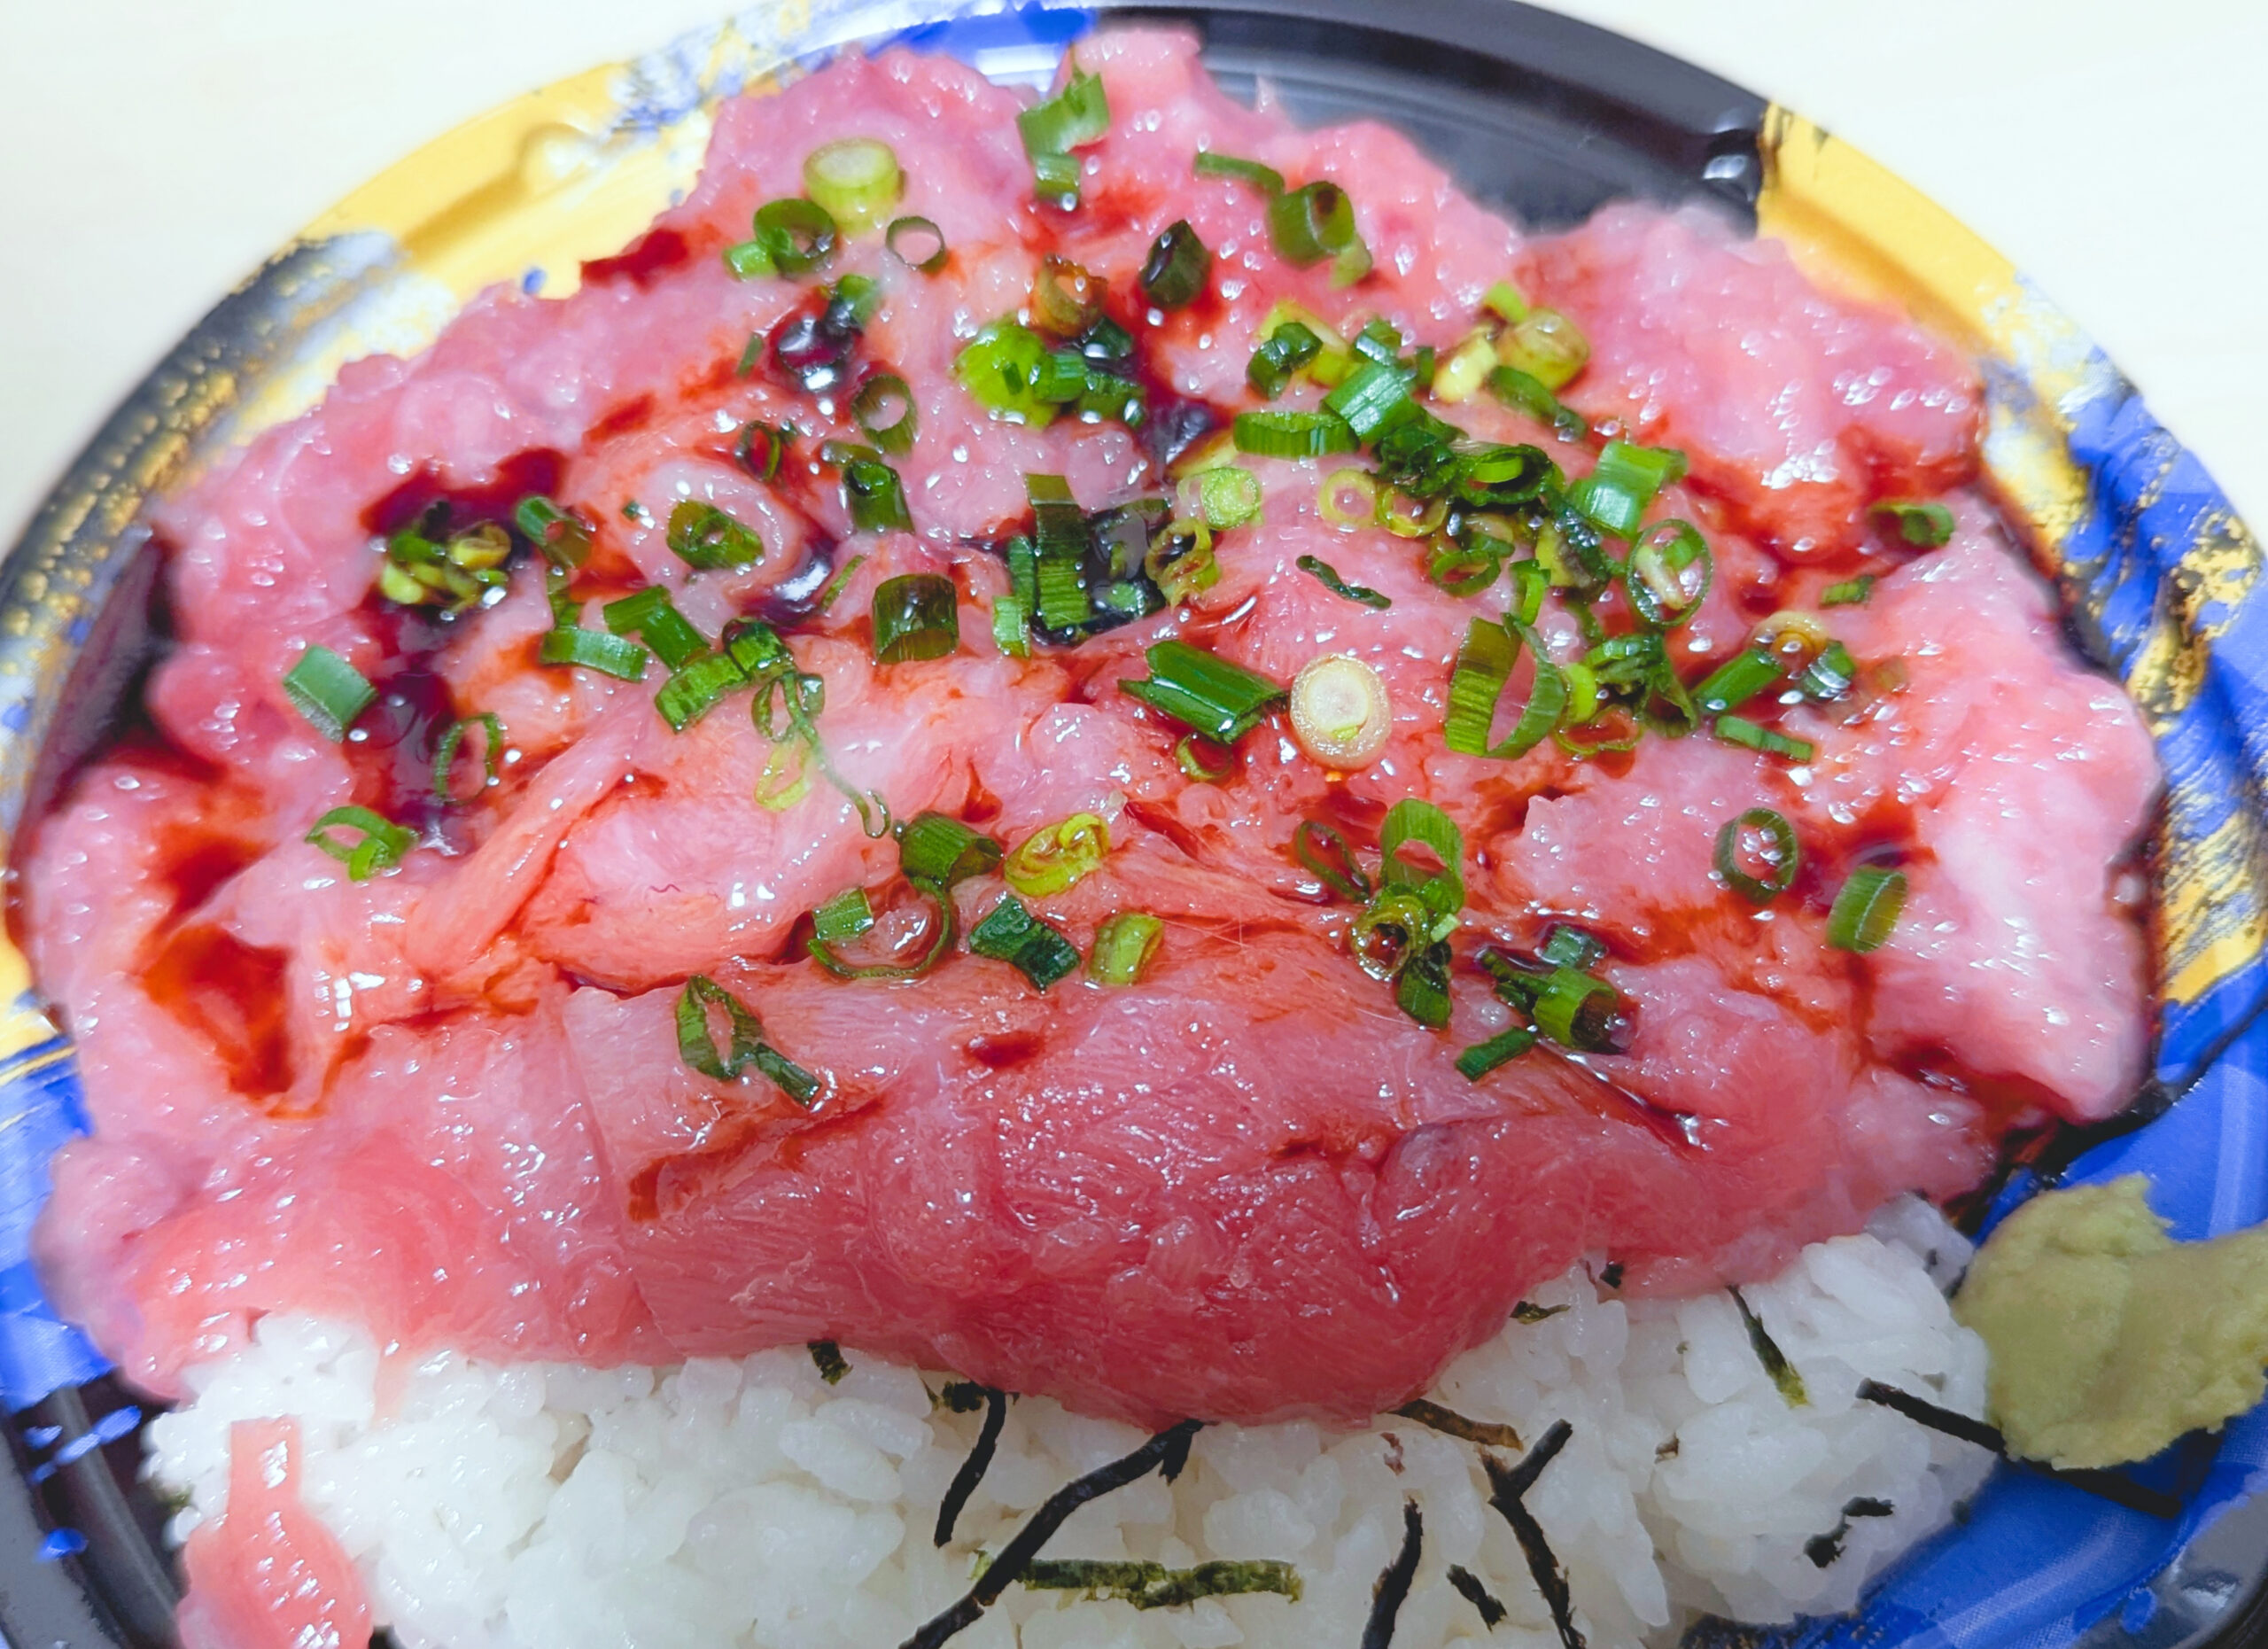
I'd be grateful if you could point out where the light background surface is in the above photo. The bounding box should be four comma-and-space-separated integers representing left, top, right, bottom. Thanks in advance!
2, 0, 2264, 543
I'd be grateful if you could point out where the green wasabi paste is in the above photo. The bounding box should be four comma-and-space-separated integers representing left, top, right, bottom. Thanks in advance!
1953, 1174, 2268, 1469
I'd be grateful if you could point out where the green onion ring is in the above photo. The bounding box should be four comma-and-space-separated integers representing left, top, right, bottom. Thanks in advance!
1713, 808, 1799, 904
884, 214, 950, 273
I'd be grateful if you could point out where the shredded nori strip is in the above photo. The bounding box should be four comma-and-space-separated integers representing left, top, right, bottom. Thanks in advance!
1480, 1420, 1586, 1649
1021, 1558, 1301, 1608
1394, 1398, 1523, 1451
901, 1419, 1205, 1649
1511, 1302, 1567, 1324
1597, 1263, 1624, 1290
1855, 1380, 2003, 1452
938, 1380, 990, 1413
1729, 1288, 1806, 1407
935, 1384, 1010, 1547
809, 1340, 849, 1384
1803, 1496, 1895, 1568
1448, 1565, 1507, 1628
1854, 1381, 2182, 1518
1361, 1500, 1424, 1649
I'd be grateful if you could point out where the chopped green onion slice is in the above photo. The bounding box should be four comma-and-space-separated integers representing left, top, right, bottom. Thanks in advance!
819, 445, 907, 533
1394, 942, 1453, 1027
1444, 618, 1565, 759
1039, 546, 1099, 626
1626, 519, 1713, 628
956, 319, 1080, 426
1431, 331, 1497, 405
1316, 468, 1378, 529
1027, 471, 1087, 555
1565, 474, 1644, 540
992, 594, 1030, 657
1232, 409, 1359, 459
1539, 923, 1608, 970
1484, 365, 1588, 441
1121, 638, 1288, 743
282, 645, 377, 742
1481, 280, 1530, 323
1426, 535, 1502, 598
898, 811, 1004, 891
1349, 318, 1402, 366
1871, 500, 1955, 548
1293, 819, 1374, 902
1267, 180, 1358, 267
666, 501, 765, 570
1380, 488, 1448, 541
829, 271, 882, 326
540, 626, 649, 681
1320, 361, 1414, 441
1193, 150, 1285, 196
1005, 812, 1110, 898
1139, 221, 1212, 309
1379, 797, 1464, 918
1171, 733, 1231, 782
872, 573, 959, 665
1186, 465, 1262, 530
1247, 320, 1324, 400
1821, 574, 1876, 607
1796, 641, 1858, 702
602, 587, 708, 671
656, 650, 752, 732
817, 553, 867, 613
724, 238, 775, 280
675, 975, 818, 1103
812, 887, 875, 945
1714, 713, 1814, 762
1495, 307, 1589, 391
968, 895, 1083, 991
850, 373, 919, 455
1534, 967, 1624, 1052
1827, 865, 1908, 953
802, 137, 903, 235
734, 419, 791, 482
515, 494, 593, 570
1031, 150, 1082, 202
1714, 807, 1799, 904
752, 197, 837, 276
1567, 440, 1686, 541
306, 805, 416, 881
1089, 911, 1163, 985
432, 712, 505, 803
885, 214, 949, 273
1296, 554, 1390, 610
753, 739, 812, 812
1019, 64, 1111, 159
1456, 1025, 1536, 1080
1350, 889, 1434, 982
1506, 560, 1547, 626
1031, 256, 1103, 338
1694, 646, 1783, 716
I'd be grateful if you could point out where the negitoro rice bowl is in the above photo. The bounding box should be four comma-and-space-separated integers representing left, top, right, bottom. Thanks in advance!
4, 5, 2268, 1649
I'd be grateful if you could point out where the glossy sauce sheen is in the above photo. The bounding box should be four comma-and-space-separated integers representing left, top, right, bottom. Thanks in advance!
23, 31, 2156, 1433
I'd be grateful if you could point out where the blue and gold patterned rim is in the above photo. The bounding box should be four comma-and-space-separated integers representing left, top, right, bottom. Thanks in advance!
0, 4, 2262, 1645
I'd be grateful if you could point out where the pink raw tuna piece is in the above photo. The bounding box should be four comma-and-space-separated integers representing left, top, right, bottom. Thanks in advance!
176, 1419, 371, 1649
22, 32, 2156, 1429
1521, 203, 1981, 560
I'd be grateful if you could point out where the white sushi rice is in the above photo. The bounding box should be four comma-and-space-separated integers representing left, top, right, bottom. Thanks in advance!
144, 1199, 1992, 1649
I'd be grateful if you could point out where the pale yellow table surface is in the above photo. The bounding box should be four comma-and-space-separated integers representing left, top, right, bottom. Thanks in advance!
3, 0, 2264, 543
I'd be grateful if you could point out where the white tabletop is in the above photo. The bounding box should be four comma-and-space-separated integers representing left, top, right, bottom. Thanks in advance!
3, 0, 2262, 543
